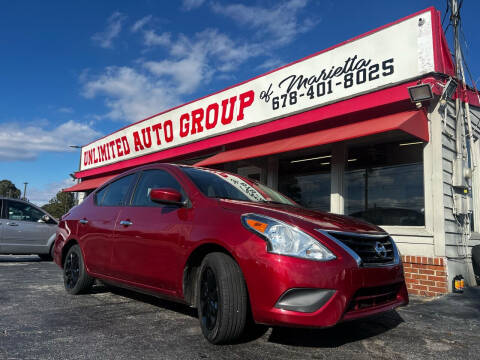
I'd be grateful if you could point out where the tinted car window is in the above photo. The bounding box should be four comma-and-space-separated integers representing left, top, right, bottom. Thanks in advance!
96, 174, 135, 207
181, 167, 295, 205
7, 200, 45, 222
132, 169, 184, 206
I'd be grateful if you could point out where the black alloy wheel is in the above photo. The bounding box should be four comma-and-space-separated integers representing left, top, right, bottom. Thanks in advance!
63, 244, 94, 295
197, 252, 248, 344
64, 251, 80, 290
200, 266, 219, 331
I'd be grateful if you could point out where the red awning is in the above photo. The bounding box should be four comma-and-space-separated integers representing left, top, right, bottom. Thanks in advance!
195, 110, 428, 167
63, 174, 116, 192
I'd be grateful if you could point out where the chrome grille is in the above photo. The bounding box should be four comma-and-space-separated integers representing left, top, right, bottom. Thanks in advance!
326, 231, 396, 266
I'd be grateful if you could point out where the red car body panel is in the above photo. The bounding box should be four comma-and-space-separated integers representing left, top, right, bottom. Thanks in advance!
54, 163, 408, 328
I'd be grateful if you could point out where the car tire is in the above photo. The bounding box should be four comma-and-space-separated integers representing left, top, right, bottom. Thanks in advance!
38, 254, 52, 261
472, 244, 480, 285
197, 252, 248, 344
63, 244, 94, 295
38, 244, 55, 261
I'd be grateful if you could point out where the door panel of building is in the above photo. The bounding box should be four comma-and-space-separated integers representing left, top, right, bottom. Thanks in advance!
237, 165, 267, 184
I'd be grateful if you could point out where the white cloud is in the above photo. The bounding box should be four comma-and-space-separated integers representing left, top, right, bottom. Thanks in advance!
182, 0, 205, 11
83, 2, 318, 124
0, 120, 101, 161
83, 29, 262, 122
57, 107, 74, 114
143, 30, 171, 47
131, 15, 152, 33
211, 0, 318, 46
257, 58, 284, 71
28, 178, 76, 206
92, 11, 126, 49
143, 56, 208, 95
82, 66, 180, 122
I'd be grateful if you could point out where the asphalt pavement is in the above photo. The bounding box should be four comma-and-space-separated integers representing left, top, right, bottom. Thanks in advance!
0, 255, 479, 360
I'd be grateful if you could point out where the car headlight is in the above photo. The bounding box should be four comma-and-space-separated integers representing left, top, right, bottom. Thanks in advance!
241, 213, 336, 261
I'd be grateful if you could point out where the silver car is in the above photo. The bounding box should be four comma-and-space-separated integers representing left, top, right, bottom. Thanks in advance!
0, 197, 58, 260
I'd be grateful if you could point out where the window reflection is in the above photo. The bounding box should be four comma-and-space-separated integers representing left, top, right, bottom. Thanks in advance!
278, 155, 331, 212
345, 141, 424, 226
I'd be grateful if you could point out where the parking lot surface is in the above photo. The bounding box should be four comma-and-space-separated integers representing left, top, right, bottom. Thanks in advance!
0, 255, 479, 360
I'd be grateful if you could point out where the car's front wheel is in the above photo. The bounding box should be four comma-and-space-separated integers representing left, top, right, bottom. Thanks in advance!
38, 243, 55, 261
197, 252, 248, 344
63, 244, 93, 294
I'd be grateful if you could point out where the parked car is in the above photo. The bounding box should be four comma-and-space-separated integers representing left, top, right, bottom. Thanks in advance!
54, 164, 408, 344
0, 197, 58, 260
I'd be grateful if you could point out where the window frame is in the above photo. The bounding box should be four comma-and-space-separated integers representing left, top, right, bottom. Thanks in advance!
307, 139, 431, 231
94, 173, 139, 207
5, 199, 47, 223
127, 168, 189, 208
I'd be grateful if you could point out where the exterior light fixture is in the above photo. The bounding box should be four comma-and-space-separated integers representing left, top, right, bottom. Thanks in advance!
442, 77, 458, 100
399, 141, 423, 147
407, 84, 434, 103
290, 155, 331, 163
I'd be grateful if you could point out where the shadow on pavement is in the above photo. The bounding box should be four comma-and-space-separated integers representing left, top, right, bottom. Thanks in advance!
267, 310, 404, 348
97, 283, 198, 319
91, 281, 405, 346
0, 255, 43, 263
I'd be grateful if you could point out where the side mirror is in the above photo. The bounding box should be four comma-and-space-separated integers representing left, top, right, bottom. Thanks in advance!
150, 188, 184, 206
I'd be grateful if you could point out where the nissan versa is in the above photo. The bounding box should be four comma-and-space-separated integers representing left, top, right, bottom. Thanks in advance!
54, 164, 408, 344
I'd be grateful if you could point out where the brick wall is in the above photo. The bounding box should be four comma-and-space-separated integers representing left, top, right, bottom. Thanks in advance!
401, 256, 448, 296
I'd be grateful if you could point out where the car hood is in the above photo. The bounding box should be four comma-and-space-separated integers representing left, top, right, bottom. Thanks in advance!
218, 199, 385, 234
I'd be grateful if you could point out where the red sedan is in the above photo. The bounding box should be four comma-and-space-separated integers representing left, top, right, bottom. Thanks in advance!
54, 164, 408, 344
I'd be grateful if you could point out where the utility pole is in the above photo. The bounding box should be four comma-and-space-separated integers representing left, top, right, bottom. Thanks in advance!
70, 145, 82, 205
23, 182, 28, 200
450, 0, 476, 284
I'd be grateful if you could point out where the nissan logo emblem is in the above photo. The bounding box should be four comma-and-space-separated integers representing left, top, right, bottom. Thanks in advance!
374, 241, 387, 258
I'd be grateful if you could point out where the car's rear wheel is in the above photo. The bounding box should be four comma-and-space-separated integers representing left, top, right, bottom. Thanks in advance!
63, 244, 93, 294
197, 252, 248, 344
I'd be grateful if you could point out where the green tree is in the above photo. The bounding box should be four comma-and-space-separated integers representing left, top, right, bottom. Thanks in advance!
42, 191, 75, 219
0, 180, 21, 198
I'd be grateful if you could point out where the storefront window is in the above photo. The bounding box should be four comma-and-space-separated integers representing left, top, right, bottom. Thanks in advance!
278, 155, 331, 211
345, 141, 424, 226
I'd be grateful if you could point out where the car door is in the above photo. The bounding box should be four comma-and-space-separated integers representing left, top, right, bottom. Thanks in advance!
0, 199, 4, 252
80, 173, 137, 276
2, 200, 55, 254
111, 169, 192, 292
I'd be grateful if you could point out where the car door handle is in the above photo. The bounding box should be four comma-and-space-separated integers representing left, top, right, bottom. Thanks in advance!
119, 220, 133, 227
6, 222, 19, 226
79, 219, 89, 224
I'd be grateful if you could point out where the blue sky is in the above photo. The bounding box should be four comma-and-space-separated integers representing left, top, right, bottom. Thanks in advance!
0, 0, 479, 205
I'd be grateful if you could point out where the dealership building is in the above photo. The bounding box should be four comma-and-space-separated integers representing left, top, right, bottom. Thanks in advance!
65, 7, 480, 296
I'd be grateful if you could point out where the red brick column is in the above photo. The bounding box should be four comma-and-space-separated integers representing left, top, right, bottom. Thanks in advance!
401, 256, 448, 296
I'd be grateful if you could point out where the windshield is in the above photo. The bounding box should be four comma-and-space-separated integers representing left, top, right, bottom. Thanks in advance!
181, 166, 296, 206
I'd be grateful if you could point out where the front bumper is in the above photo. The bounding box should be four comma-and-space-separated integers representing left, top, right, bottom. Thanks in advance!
238, 236, 408, 328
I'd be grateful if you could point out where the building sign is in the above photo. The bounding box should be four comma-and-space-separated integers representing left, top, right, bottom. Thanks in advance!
80, 10, 435, 171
